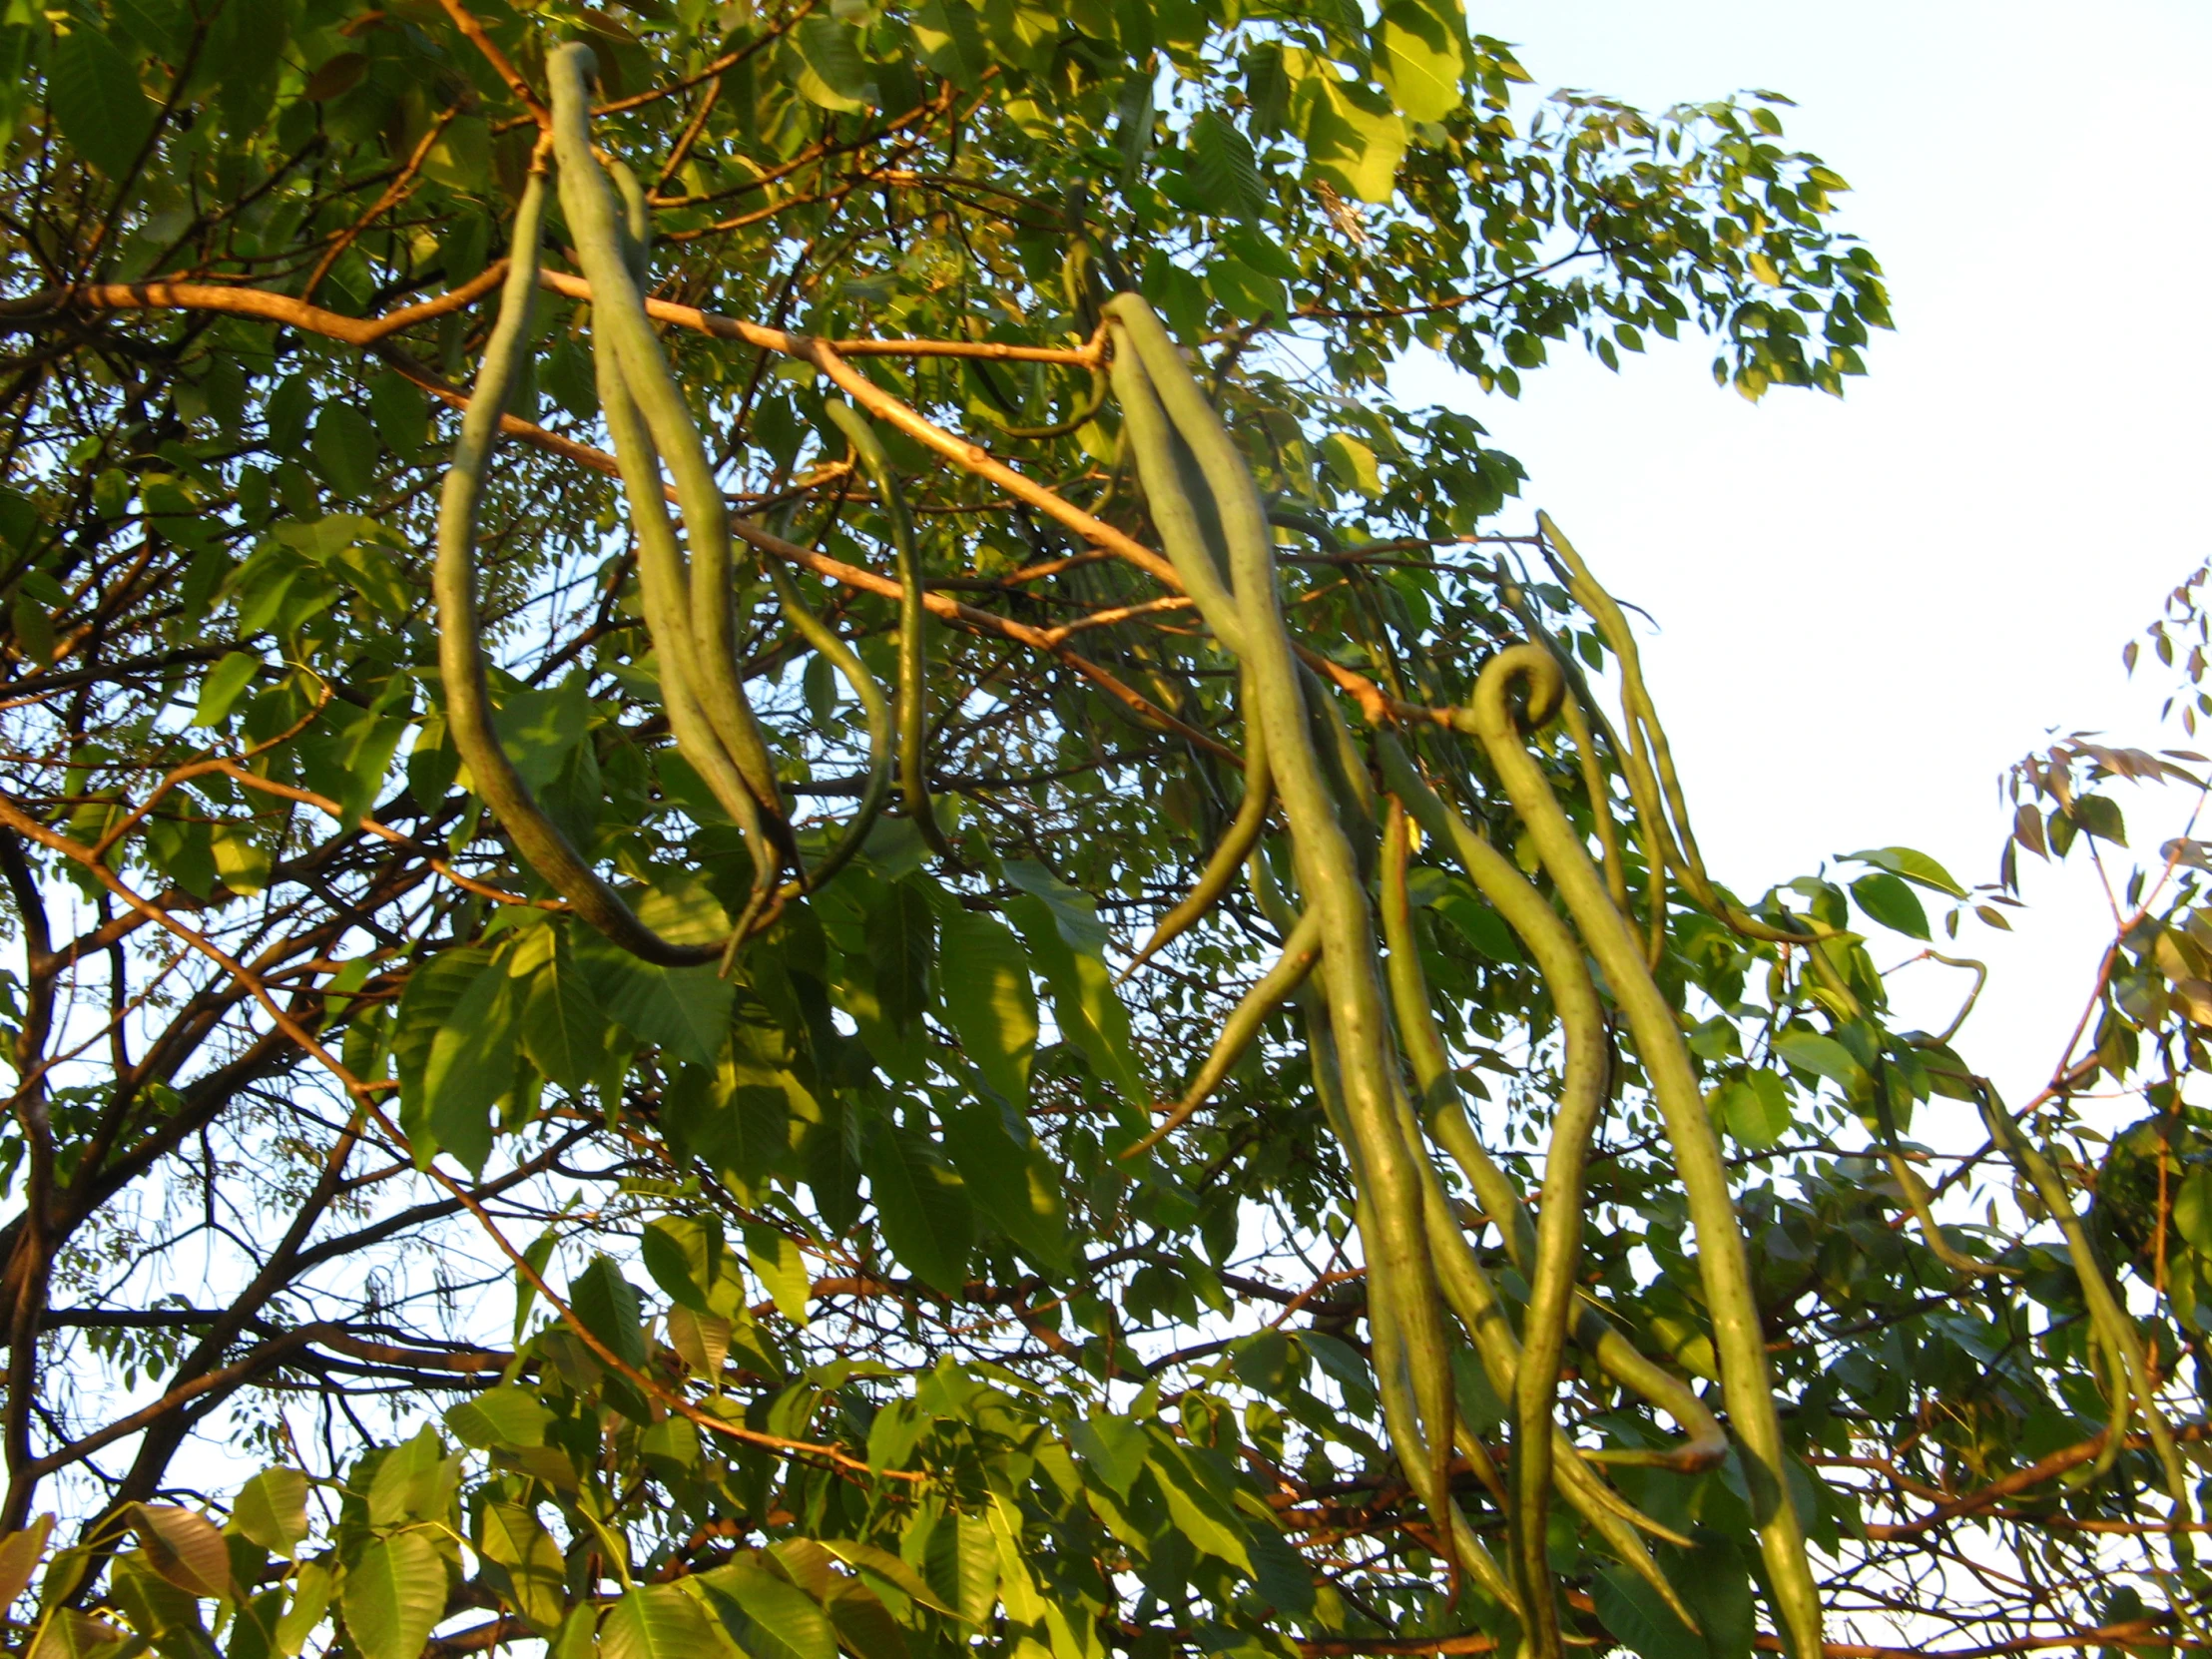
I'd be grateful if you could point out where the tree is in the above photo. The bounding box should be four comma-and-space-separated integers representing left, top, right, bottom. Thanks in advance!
0, 2, 2202, 1659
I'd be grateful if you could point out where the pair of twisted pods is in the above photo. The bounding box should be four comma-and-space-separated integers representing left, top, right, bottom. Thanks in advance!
1106, 299, 1825, 1657
435, 44, 938, 966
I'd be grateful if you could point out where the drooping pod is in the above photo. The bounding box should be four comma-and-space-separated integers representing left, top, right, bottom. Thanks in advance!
824, 401, 951, 861
1456, 644, 1825, 1659
431, 163, 717, 968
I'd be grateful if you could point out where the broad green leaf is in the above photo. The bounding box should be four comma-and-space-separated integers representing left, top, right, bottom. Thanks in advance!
569, 1256, 648, 1371
1593, 1563, 1705, 1659
703, 1557, 836, 1659
1715, 1071, 1792, 1149
790, 16, 872, 112
131, 1504, 231, 1599
1145, 1443, 1254, 1573
393, 945, 493, 1118
2071, 793, 2128, 846
518, 943, 611, 1091
1292, 53, 1407, 204
826, 1579, 908, 1659
443, 1386, 553, 1449
228, 1469, 307, 1555
664, 1305, 731, 1379
1376, 3, 1463, 123
745, 1221, 812, 1326
107, 1550, 203, 1648
1772, 1031, 1869, 1097
0, 1513, 53, 1608
641, 1214, 724, 1313
1187, 109, 1265, 219
1850, 871, 1930, 939
308, 405, 379, 500
940, 1102, 1067, 1274
911, 0, 988, 87
49, 29, 152, 179
27, 1609, 127, 1659
337, 1532, 442, 1659
863, 1123, 972, 1293
419, 956, 523, 1172
819, 1539, 961, 1619
1845, 844, 1965, 897
490, 676, 591, 797
1071, 1416, 1148, 1497
1322, 432, 1384, 497
477, 1503, 565, 1634
1004, 889, 1145, 1103
576, 931, 733, 1066
1207, 258, 1288, 325
601, 1584, 715, 1659
864, 877, 937, 1034
275, 1559, 331, 1657
934, 907, 1036, 1106
191, 653, 261, 728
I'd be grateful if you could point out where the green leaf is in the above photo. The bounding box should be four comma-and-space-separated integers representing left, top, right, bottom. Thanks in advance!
337, 1533, 442, 1659
1321, 432, 1384, 498
790, 16, 872, 112
1293, 53, 1407, 204
826, 1579, 908, 1659
1003, 873, 1145, 1103
27, 1609, 128, 1659
862, 1122, 972, 1293
703, 1557, 837, 1659
131, 1504, 231, 1599
1187, 109, 1264, 219
2071, 793, 2128, 846
1715, 1070, 1792, 1149
309, 405, 379, 500
1849, 871, 1930, 940
490, 676, 591, 797
0, 1513, 53, 1609
49, 28, 153, 179
191, 652, 261, 728
744, 1221, 812, 1326
518, 943, 612, 1091
443, 1386, 553, 1449
419, 956, 523, 1173
940, 1101, 1067, 1274
1207, 258, 1288, 325
641, 1214, 724, 1314
1145, 1441, 1254, 1574
1593, 1563, 1705, 1659
1844, 845, 1965, 897
1071, 1416, 1148, 1497
1376, 2, 1464, 124
1772, 1031, 1869, 1098
864, 877, 937, 1034
576, 930, 733, 1066
393, 945, 493, 1109
601, 1584, 715, 1659
934, 908, 1036, 1107
819, 1539, 961, 1620
911, 0, 988, 87
477, 1503, 565, 1634
227, 1469, 307, 1556
570, 1255, 648, 1372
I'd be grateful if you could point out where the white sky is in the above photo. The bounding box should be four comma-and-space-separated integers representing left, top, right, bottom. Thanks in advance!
1393, 0, 2212, 1108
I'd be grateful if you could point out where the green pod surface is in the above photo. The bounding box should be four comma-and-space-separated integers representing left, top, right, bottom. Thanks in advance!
1461, 644, 1825, 1659
822, 401, 950, 860
1109, 293, 1459, 1570
432, 169, 716, 967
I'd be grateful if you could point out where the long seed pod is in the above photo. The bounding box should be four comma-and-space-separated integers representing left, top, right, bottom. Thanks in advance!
432, 166, 716, 968
1123, 674, 1272, 980
546, 45, 792, 856
1380, 736, 1727, 1476
757, 554, 894, 892
1459, 644, 1825, 1659
1120, 905, 1322, 1160
1106, 292, 1459, 1586
1978, 1086, 2192, 1520
823, 401, 950, 860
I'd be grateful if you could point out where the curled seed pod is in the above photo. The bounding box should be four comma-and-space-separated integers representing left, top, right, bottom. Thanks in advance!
1108, 291, 1460, 1590
1120, 905, 1321, 1160
1123, 677, 1272, 981
432, 167, 715, 968
1461, 643, 1825, 1659
546, 45, 793, 870
823, 401, 951, 861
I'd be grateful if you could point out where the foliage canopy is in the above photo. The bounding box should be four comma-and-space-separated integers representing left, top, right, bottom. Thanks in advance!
0, 4, 2206, 1659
